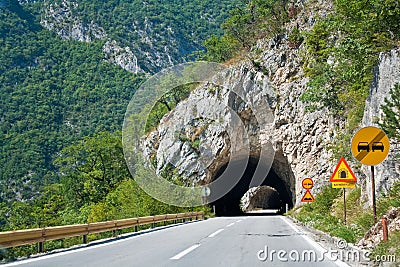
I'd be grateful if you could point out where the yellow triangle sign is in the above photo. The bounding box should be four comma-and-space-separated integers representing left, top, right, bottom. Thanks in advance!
330, 157, 357, 182
301, 190, 315, 203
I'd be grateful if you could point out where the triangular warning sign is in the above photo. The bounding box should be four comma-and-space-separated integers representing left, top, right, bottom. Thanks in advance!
301, 190, 315, 202
330, 157, 357, 182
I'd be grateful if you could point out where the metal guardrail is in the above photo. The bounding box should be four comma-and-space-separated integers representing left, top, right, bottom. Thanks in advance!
0, 212, 204, 251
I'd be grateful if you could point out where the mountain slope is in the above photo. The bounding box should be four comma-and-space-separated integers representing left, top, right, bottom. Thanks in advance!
36, 0, 240, 72
0, 0, 239, 202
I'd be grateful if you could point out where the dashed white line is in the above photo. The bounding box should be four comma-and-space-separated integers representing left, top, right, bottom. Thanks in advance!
170, 244, 201, 260
208, 228, 224, 238
226, 223, 235, 227
236, 219, 243, 223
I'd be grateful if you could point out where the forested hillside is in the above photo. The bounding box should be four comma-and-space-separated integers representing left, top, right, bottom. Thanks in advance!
0, 0, 236, 259
0, 0, 239, 204
0, 2, 144, 203
1, 0, 399, 261
34, 0, 239, 72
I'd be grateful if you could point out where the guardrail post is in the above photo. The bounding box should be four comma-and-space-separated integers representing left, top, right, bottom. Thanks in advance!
83, 234, 88, 244
38, 242, 44, 253
134, 226, 138, 232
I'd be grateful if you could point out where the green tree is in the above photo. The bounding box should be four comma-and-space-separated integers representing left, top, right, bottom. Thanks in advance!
379, 83, 400, 141
54, 132, 130, 207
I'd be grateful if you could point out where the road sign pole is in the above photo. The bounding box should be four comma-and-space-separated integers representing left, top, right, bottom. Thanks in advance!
343, 188, 346, 225
371, 165, 377, 224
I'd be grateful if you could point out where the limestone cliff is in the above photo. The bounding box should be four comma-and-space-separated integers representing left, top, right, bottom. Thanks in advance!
361, 49, 400, 204
143, 1, 399, 209
143, 0, 341, 207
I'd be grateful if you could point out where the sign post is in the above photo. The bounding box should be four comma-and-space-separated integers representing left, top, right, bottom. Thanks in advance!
343, 188, 346, 225
351, 126, 390, 223
330, 157, 357, 224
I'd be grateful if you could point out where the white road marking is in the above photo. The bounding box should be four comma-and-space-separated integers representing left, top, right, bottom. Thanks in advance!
226, 223, 235, 227
281, 216, 302, 234
281, 217, 350, 267
3, 220, 205, 266
170, 244, 201, 260
236, 219, 243, 223
208, 228, 224, 238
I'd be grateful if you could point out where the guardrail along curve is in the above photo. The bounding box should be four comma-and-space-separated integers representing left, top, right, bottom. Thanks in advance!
0, 211, 204, 252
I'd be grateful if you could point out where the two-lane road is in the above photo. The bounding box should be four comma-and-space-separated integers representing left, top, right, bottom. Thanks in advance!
5, 216, 349, 267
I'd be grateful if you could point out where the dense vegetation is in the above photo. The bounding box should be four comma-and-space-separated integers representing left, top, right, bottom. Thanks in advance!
0, 0, 229, 248
35, 0, 240, 72
1, 0, 399, 261
0, 0, 237, 259
380, 83, 400, 143
290, 183, 400, 264
300, 0, 400, 158
0, 2, 146, 204
0, 0, 239, 203
200, 0, 290, 62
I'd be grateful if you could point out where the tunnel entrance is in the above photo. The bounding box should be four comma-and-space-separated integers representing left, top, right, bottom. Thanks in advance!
210, 155, 294, 216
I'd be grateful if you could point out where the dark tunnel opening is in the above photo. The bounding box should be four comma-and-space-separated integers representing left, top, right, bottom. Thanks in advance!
210, 157, 294, 216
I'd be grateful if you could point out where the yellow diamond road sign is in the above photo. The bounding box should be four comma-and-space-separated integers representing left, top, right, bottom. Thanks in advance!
351, 126, 390, 166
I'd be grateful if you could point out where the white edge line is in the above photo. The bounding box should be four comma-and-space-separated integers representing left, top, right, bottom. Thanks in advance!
226, 223, 235, 227
170, 244, 201, 260
281, 216, 302, 234
208, 228, 224, 238
281, 217, 350, 267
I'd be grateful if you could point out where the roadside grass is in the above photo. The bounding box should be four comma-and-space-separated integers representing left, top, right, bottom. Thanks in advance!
370, 230, 400, 265
288, 182, 400, 249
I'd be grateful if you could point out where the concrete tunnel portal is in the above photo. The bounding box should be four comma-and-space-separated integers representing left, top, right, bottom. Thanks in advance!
209, 154, 295, 216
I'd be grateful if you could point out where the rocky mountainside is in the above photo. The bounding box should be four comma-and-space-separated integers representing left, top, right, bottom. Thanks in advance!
32, 0, 239, 73
143, 0, 399, 207
362, 49, 400, 205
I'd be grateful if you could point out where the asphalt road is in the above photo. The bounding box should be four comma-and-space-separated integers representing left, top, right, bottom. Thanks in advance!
4, 216, 350, 267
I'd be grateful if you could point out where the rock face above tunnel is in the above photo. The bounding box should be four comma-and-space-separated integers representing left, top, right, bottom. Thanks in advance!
142, 2, 343, 206
143, 49, 338, 205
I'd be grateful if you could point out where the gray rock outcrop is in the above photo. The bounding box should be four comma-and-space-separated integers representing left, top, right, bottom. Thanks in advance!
143, 1, 399, 208
143, 1, 340, 206
103, 40, 143, 74
361, 49, 400, 204
357, 207, 400, 249
41, 0, 107, 42
240, 186, 281, 212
